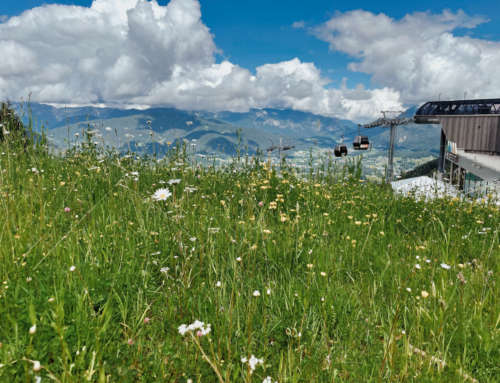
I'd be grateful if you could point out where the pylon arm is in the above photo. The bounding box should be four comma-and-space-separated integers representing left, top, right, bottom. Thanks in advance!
360, 117, 414, 129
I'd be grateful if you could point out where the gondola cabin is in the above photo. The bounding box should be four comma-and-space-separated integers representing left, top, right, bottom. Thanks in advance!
334, 144, 348, 157
353, 135, 370, 150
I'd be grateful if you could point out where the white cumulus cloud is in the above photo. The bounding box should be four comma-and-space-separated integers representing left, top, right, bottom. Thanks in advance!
314, 9, 499, 103
0, 0, 403, 121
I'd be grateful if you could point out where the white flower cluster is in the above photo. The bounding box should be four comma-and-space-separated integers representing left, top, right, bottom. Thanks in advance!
440, 263, 451, 270
178, 320, 211, 336
241, 354, 264, 374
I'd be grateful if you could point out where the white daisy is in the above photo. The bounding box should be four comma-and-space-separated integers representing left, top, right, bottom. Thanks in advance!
152, 188, 172, 201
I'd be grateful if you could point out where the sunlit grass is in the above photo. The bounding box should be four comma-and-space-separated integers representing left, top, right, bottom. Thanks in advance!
0, 128, 498, 382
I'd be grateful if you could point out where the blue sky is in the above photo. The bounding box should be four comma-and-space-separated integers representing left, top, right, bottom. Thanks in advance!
0, 0, 500, 117
3, 1, 499, 85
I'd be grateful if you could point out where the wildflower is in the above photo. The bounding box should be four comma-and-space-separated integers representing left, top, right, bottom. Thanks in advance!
69, 265, 76, 272
29, 324, 37, 335
258, 201, 264, 207
127, 338, 134, 345
168, 179, 181, 185
440, 263, 451, 270
263, 229, 271, 234
152, 188, 172, 201
262, 377, 277, 383
307, 264, 313, 269
33, 360, 41, 372
64, 207, 71, 213
266, 288, 271, 295
216, 281, 222, 287
236, 257, 242, 262
421, 290, 429, 298
178, 324, 188, 335
143, 317, 151, 324
320, 271, 326, 277
160, 267, 169, 274
178, 320, 211, 336
241, 355, 264, 374
415, 264, 421, 270
253, 290, 261, 297
406, 287, 412, 293
457, 272, 467, 284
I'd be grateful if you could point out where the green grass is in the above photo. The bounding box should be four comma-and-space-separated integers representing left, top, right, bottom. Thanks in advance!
0, 132, 498, 382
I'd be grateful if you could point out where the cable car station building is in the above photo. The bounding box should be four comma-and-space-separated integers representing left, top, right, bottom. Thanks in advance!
415, 98, 500, 197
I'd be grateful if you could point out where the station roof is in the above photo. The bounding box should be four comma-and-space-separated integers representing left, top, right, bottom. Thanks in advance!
416, 98, 500, 117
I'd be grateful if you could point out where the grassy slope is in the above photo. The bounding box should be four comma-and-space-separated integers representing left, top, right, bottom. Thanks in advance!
0, 139, 498, 382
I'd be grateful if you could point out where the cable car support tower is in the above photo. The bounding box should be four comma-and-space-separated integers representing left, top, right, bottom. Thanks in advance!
360, 111, 414, 182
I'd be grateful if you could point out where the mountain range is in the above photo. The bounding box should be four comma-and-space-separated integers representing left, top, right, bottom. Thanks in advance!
13, 102, 440, 171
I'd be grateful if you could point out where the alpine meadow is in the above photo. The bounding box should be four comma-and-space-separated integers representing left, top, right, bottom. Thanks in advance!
0, 108, 498, 382
1, 0, 500, 381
